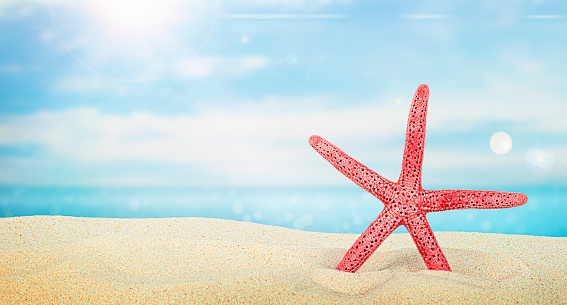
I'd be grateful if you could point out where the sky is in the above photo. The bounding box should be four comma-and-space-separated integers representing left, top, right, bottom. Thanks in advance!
0, 0, 565, 188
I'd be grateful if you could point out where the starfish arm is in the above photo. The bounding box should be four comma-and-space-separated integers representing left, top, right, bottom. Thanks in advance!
309, 135, 395, 202
398, 84, 429, 188
336, 206, 401, 273
422, 189, 528, 213
405, 213, 451, 271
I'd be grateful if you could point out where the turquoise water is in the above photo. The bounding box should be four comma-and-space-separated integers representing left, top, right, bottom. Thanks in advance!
1, 185, 565, 237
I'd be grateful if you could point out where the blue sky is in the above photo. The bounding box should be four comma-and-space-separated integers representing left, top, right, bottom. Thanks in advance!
0, 0, 565, 188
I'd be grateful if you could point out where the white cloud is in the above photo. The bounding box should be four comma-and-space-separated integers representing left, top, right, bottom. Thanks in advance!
0, 101, 402, 163
220, 13, 348, 20
2, 94, 563, 167
426, 87, 567, 134
0, 82, 567, 184
51, 77, 134, 95
175, 55, 270, 78
0, 0, 349, 20
524, 15, 563, 19
0, 1, 34, 18
39, 29, 55, 42
0, 101, 406, 185
0, 92, 563, 186
400, 14, 451, 20
222, 0, 350, 8
0, 64, 21, 74
498, 49, 545, 75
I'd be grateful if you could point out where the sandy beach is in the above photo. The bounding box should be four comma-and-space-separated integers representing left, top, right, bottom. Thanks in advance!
1, 216, 566, 304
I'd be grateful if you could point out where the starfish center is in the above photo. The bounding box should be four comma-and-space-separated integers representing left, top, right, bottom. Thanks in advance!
389, 186, 423, 220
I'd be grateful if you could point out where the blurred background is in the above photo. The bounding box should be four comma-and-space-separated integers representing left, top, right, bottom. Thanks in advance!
0, 0, 565, 236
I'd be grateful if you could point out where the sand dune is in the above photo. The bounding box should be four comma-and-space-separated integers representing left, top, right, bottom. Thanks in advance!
1, 216, 566, 304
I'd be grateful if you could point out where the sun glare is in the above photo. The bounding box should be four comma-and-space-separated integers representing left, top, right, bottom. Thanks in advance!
50, 0, 219, 81
93, 0, 174, 37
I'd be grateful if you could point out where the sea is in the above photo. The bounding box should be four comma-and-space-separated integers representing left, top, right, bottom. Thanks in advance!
1, 185, 565, 237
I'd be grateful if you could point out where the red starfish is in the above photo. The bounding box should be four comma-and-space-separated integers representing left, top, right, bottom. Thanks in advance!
309, 84, 528, 273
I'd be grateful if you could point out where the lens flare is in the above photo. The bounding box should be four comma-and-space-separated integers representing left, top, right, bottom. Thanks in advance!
49, 0, 220, 82
526, 147, 555, 174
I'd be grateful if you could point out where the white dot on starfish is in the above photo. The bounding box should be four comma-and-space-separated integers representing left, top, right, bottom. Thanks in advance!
490, 132, 513, 155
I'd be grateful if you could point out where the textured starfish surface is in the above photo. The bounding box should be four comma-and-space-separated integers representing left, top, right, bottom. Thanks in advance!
309, 84, 528, 273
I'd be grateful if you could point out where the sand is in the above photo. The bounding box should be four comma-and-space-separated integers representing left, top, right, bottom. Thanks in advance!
1, 216, 566, 304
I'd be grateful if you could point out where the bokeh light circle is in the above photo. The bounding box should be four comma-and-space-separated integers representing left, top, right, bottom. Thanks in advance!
489, 131, 513, 155
526, 147, 555, 174
232, 203, 244, 215
286, 52, 298, 65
